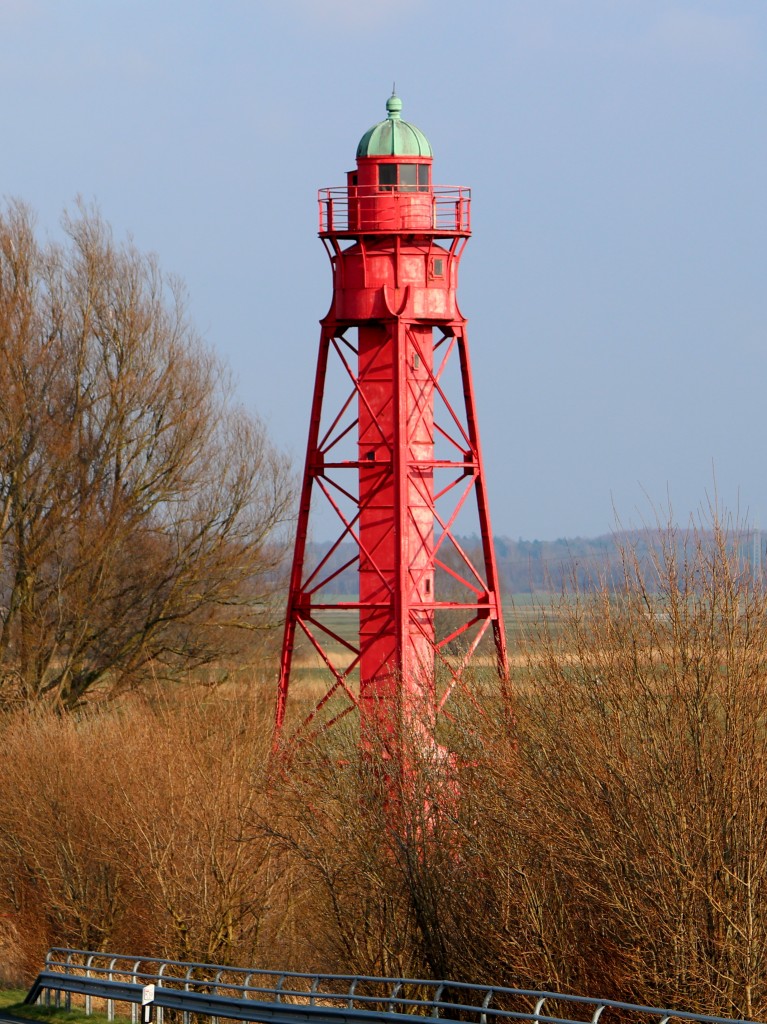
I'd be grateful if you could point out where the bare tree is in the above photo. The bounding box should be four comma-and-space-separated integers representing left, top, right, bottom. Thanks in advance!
0, 200, 293, 706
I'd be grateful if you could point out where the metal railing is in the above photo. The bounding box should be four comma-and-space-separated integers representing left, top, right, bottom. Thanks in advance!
318, 185, 471, 235
26, 948, 765, 1024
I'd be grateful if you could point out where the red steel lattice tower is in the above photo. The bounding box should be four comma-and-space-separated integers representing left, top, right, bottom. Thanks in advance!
275, 94, 508, 752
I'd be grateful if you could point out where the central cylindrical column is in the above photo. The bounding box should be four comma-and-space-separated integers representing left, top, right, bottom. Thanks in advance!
358, 321, 435, 748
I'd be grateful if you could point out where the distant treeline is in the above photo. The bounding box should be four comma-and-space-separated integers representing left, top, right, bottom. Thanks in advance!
308, 528, 765, 595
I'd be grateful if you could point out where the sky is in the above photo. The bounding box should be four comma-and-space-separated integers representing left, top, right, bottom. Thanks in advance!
1, 0, 765, 541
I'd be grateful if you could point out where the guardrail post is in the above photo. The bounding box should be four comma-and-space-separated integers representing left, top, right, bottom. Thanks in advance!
387, 982, 402, 1014
310, 976, 320, 1007
275, 975, 285, 1004
131, 961, 140, 1024
347, 979, 358, 1011
107, 958, 117, 1022
432, 983, 444, 1018
183, 966, 193, 1024
210, 970, 222, 1024
63, 952, 73, 1012
157, 962, 167, 1024
85, 955, 95, 1016
480, 987, 494, 1024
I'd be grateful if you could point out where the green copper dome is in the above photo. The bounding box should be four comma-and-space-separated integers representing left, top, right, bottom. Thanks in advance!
356, 93, 433, 159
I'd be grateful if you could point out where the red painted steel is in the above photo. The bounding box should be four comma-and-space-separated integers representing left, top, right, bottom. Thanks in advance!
275, 109, 508, 754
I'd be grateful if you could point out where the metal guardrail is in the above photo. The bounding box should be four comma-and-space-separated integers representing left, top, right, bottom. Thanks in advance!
318, 185, 471, 235
26, 948, 765, 1024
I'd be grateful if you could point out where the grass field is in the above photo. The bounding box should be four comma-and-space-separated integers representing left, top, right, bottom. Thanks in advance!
0, 990, 128, 1024
291, 593, 560, 658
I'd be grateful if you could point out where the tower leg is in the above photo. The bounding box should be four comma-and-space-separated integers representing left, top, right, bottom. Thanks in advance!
274, 325, 333, 739
455, 326, 509, 682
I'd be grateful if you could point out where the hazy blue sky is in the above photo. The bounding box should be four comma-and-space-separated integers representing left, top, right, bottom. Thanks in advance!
2, 0, 765, 540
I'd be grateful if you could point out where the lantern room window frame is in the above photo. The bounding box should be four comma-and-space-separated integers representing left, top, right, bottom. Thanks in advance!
378, 162, 430, 193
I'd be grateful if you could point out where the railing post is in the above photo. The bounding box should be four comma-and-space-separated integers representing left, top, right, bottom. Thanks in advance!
157, 962, 167, 1024
309, 977, 320, 1007
432, 983, 444, 1018
347, 979, 358, 1010
387, 982, 402, 1014
85, 955, 95, 1016
183, 966, 193, 1024
275, 975, 286, 1004
211, 970, 222, 1024
480, 988, 495, 1024
107, 958, 117, 1022
131, 961, 141, 1024
63, 950, 72, 1011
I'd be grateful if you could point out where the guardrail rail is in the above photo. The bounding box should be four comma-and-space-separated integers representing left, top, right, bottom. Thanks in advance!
26, 948, 765, 1024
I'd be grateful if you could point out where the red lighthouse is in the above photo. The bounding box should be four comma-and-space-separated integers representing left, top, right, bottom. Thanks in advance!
275, 94, 508, 753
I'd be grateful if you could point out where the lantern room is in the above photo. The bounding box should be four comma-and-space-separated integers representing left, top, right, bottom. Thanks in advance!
346, 93, 435, 235
352, 93, 432, 188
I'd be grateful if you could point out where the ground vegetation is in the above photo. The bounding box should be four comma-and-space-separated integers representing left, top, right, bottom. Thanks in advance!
3, 515, 767, 1021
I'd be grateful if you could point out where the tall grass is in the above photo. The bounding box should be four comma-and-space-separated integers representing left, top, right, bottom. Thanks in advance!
2, 515, 767, 1019
0, 685, 303, 978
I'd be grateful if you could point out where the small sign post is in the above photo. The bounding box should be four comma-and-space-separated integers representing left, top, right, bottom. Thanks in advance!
141, 984, 155, 1024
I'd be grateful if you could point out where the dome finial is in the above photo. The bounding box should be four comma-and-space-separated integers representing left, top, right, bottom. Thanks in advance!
386, 90, 402, 120
357, 92, 432, 158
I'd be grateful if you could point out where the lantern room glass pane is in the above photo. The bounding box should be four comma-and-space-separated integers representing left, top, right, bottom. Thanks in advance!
418, 165, 429, 191
378, 164, 396, 191
399, 164, 417, 192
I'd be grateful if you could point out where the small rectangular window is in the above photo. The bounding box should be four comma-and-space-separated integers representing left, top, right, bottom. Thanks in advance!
430, 257, 445, 279
378, 164, 396, 191
399, 164, 417, 193
418, 165, 429, 191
